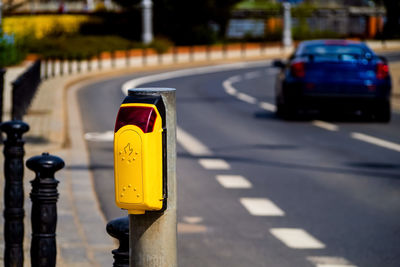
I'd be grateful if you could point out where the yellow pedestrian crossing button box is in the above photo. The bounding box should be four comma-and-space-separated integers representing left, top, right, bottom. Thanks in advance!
114, 94, 167, 214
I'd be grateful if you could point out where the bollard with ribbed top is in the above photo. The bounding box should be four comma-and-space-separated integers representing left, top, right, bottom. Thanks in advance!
106, 216, 129, 267
26, 152, 64, 267
1, 120, 30, 267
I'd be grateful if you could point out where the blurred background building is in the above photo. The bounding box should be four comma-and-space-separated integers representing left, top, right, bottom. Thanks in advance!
228, 0, 385, 40
2, 0, 119, 13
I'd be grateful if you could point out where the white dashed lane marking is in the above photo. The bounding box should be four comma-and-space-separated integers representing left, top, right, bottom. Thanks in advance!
270, 228, 326, 249
307, 256, 357, 267
198, 159, 231, 170
240, 198, 285, 216
84, 131, 113, 142
223, 73, 400, 155
351, 132, 400, 152
182, 216, 204, 224
216, 175, 252, 189
259, 101, 276, 112
312, 120, 339, 131
237, 92, 257, 104
177, 127, 213, 156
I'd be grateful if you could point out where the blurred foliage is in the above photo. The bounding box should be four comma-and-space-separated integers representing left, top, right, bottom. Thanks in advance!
291, 3, 317, 18
0, 34, 26, 68
148, 37, 174, 54
292, 3, 318, 41
292, 28, 342, 40
26, 35, 138, 60
3, 15, 97, 39
234, 0, 281, 10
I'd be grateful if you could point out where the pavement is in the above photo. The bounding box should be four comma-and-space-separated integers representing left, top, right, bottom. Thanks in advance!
390, 62, 400, 111
0, 42, 399, 267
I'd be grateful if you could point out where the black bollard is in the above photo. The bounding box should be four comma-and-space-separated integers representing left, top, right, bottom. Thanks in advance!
77, 59, 82, 73
26, 153, 64, 267
59, 59, 64, 76
0, 69, 6, 130
44, 59, 49, 79
87, 58, 92, 72
51, 58, 56, 77
107, 216, 129, 267
68, 59, 73, 75
1, 120, 30, 267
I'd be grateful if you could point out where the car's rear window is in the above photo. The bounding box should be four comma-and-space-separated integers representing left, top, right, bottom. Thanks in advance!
300, 45, 365, 56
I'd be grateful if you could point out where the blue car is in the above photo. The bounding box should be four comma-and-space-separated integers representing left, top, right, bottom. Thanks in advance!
274, 40, 392, 122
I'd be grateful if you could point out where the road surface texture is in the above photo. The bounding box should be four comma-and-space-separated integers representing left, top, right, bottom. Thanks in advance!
78, 55, 400, 267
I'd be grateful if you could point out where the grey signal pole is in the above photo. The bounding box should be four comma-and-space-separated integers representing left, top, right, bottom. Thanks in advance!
141, 0, 153, 44
283, 1, 293, 48
129, 88, 177, 267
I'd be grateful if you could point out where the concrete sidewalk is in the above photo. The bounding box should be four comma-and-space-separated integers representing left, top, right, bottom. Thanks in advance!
0, 43, 400, 266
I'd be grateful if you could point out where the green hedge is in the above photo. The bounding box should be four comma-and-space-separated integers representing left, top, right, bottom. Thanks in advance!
26, 35, 139, 60
25, 35, 174, 60
0, 35, 26, 68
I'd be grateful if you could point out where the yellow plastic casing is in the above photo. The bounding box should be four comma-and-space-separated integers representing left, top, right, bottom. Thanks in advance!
114, 103, 164, 214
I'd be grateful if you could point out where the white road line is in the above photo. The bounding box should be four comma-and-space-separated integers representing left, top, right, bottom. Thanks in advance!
240, 198, 285, 216
84, 131, 114, 142
351, 132, 400, 152
312, 121, 339, 131
122, 61, 271, 95
259, 101, 276, 112
244, 71, 261, 80
183, 216, 203, 224
222, 80, 238, 96
198, 159, 231, 170
307, 256, 357, 267
237, 93, 257, 104
177, 127, 213, 156
216, 175, 252, 189
270, 228, 326, 249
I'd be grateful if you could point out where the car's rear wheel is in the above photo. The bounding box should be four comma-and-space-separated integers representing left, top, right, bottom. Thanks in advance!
374, 101, 391, 123
276, 102, 296, 119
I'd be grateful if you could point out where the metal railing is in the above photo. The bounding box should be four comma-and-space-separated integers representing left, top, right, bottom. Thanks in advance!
11, 60, 41, 120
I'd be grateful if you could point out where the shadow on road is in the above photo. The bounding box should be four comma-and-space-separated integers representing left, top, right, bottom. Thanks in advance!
178, 152, 400, 180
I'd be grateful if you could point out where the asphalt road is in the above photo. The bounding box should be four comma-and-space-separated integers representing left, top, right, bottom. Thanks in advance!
78, 57, 400, 267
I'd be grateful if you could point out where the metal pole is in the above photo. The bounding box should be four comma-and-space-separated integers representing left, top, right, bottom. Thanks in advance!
283, 1, 293, 48
141, 0, 153, 45
104, 0, 112, 10
86, 0, 94, 11
128, 88, 177, 267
